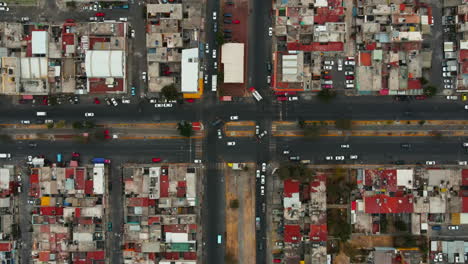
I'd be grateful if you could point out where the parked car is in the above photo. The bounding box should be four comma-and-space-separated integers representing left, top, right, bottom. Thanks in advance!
227, 141, 236, 146
152, 158, 162, 163
345, 75, 355, 80
217, 129, 222, 139
426, 161, 436, 165
223, 13, 232, 17
111, 97, 118, 106
340, 144, 350, 149
95, 12, 105, 17
345, 71, 354, 76
322, 84, 333, 89
21, 120, 31, 124
212, 49, 216, 58
288, 96, 298, 101
325, 156, 333, 160
268, 27, 273, 36
212, 11, 217, 20
350, 155, 358, 160
446, 95, 458, 100
223, 19, 231, 24
85, 112, 94, 117
230, 116, 238, 120
335, 156, 345, 160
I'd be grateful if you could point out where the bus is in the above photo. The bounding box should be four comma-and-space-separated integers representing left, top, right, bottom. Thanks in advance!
249, 87, 263, 101
212, 75, 217, 91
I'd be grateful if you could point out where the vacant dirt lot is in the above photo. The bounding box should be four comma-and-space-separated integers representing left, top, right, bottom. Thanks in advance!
350, 235, 394, 248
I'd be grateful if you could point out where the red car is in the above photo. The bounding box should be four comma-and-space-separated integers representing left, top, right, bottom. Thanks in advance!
93, 97, 101, 104
277, 96, 287, 101
186, 99, 195, 103
152, 158, 162, 163
322, 84, 333, 89
275, 91, 287, 96
65, 19, 75, 23
323, 75, 332, 80
233, 19, 240, 24
72, 152, 80, 157
41, 96, 48, 105
95, 12, 105, 17
104, 129, 111, 139
249, 87, 255, 92
415, 95, 427, 100
345, 75, 355, 80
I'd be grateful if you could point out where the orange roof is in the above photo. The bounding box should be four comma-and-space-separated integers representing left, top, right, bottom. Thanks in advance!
359, 52, 372, 66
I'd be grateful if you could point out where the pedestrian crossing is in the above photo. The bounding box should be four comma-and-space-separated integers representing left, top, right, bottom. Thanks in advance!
269, 137, 277, 154
194, 137, 203, 160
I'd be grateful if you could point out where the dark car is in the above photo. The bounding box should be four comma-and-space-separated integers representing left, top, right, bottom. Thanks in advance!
266, 63, 272, 72
223, 13, 232, 17
224, 34, 232, 38
28, 142, 37, 148
224, 29, 232, 33
224, 19, 231, 24
35, 119, 45, 124
400, 143, 411, 149
395, 160, 405, 165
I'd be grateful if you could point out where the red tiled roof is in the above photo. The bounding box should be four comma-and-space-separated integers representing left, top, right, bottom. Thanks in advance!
75, 208, 81, 218
76, 169, 85, 190
360, 52, 372, 66
88, 78, 125, 94
462, 61, 468, 74
463, 197, 468, 213
407, 79, 422, 89
66, 168, 75, 178
364, 194, 414, 214
165, 252, 179, 260
0, 243, 11, 252
148, 216, 161, 225
364, 169, 397, 191
462, 170, 468, 186
164, 224, 187, 233
128, 197, 156, 207
177, 181, 187, 198
459, 50, 468, 61
184, 252, 197, 260
85, 180, 93, 194
287, 42, 344, 52
366, 42, 377, 50
284, 225, 301, 243
62, 33, 75, 52
40, 207, 64, 216
284, 179, 299, 197
87, 251, 105, 260
30, 173, 39, 184
309, 225, 327, 242
160, 174, 169, 198
39, 251, 50, 261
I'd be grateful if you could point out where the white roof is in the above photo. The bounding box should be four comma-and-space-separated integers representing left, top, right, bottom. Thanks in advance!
0, 169, 9, 190
186, 172, 196, 199
460, 40, 468, 50
181, 48, 199, 93
93, 166, 104, 194
85, 50, 125, 77
221, 43, 244, 83
20, 57, 48, 79
32, 31, 48, 55
166, 232, 189, 243
315, 0, 328, 7
396, 169, 413, 189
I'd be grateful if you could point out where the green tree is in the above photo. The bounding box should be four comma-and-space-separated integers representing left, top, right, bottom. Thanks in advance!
66, 1, 76, 8
46, 123, 54, 129
72, 122, 83, 129
421, 77, 428, 85
423, 85, 437, 97
0, 135, 12, 143
317, 89, 337, 102
418, 120, 426, 126
394, 220, 407, 232
298, 120, 305, 129
230, 199, 239, 209
278, 163, 291, 180
55, 120, 66, 128
216, 31, 224, 46
335, 119, 352, 130
161, 84, 180, 100
177, 121, 193, 137
72, 135, 88, 144
83, 121, 95, 129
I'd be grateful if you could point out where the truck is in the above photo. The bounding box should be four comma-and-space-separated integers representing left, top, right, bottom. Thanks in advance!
91, 158, 111, 164
249, 87, 263, 101
256, 217, 261, 230
0, 153, 11, 159
212, 75, 217, 91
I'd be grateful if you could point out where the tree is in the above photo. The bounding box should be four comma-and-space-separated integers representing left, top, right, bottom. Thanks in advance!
418, 120, 426, 126
317, 89, 337, 102
335, 119, 352, 130
423, 85, 437, 97
55, 120, 66, 128
161, 84, 180, 100
421, 77, 428, 85
342, 242, 359, 260
278, 162, 315, 181
278, 163, 291, 179
177, 121, 193, 137
230, 199, 239, 209
66, 1, 76, 8
431, 131, 443, 140
216, 31, 224, 46
394, 220, 407, 232
46, 123, 54, 129
83, 121, 95, 129
0, 135, 12, 143
298, 120, 305, 129
72, 122, 83, 129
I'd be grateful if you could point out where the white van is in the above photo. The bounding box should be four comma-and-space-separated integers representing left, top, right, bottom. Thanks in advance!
346, 84, 354, 89
0, 153, 11, 159
36, 112, 47, 116
212, 75, 217, 91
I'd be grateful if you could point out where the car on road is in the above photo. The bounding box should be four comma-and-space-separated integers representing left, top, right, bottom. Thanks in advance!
447, 95, 458, 100
261, 175, 265, 184
337, 59, 343, 71
323, 75, 332, 79
448, 225, 459, 230
346, 80, 354, 84
131, 87, 136, 96
344, 59, 355, 65
0, 2, 7, 6
350, 155, 358, 160
325, 156, 333, 161
322, 84, 333, 89
255, 125, 260, 135
152, 158, 161, 163
217, 129, 222, 139
121, 98, 130, 104
233, 19, 240, 24
445, 84, 453, 89
214, 62, 218, 69
415, 95, 426, 100
258, 130, 268, 139
400, 143, 411, 149
142, 72, 147, 81
267, 75, 271, 84
345, 75, 355, 80
0, 6, 9, 11
104, 97, 111, 106
268, 27, 273, 36
335, 156, 345, 160
85, 112, 94, 117
212, 11, 217, 20
227, 141, 236, 146
289, 156, 300, 161
21, 120, 31, 124
130, 29, 135, 38
261, 163, 266, 172
89, 17, 98, 21
256, 170, 260, 178
426, 161, 436, 165
205, 43, 209, 53
324, 60, 334, 65
322, 80, 333, 85
21, 17, 30, 22
340, 144, 350, 149
459, 161, 467, 165
213, 23, 218, 32
283, 150, 290, 155
28, 142, 37, 148
111, 98, 118, 106
212, 49, 216, 59
288, 96, 298, 101
93, 97, 100, 104
323, 65, 332, 70
345, 71, 354, 76
230, 116, 238, 121
224, 13, 232, 17
119, 17, 128, 22
260, 187, 264, 195
95, 12, 105, 17
277, 96, 287, 101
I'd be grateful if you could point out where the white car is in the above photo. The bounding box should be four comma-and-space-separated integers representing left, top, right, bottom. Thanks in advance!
337, 59, 343, 71
204, 75, 208, 84
324, 61, 334, 65
119, 17, 128, 21
163, 103, 173, 107
283, 150, 290, 155
458, 161, 467, 165
268, 27, 273, 36
212, 49, 216, 59
131, 29, 135, 38
346, 80, 354, 84
261, 163, 266, 172
335, 156, 345, 160
444, 84, 453, 89
426, 161, 436, 165
261, 175, 265, 184
227, 141, 236, 146
21, 17, 30, 22
340, 144, 350, 149
261, 188, 264, 196
89, 17, 98, 21
142, 72, 147, 81
443, 72, 451, 77
258, 130, 268, 139
27, 156, 33, 164
448, 225, 459, 230
350, 155, 358, 160
230, 116, 238, 120
288, 96, 298, 101
0, 6, 9, 11
446, 95, 458, 100
0, 2, 7, 6
205, 43, 209, 54
256, 170, 260, 178
323, 65, 332, 70
111, 98, 118, 106
121, 99, 131, 104
255, 125, 260, 135
214, 62, 218, 69
267, 75, 271, 84
155, 103, 164, 108
21, 120, 31, 124
465, 105, 468, 110
345, 71, 354, 76
325, 156, 333, 161
85, 112, 94, 117
322, 80, 333, 85
213, 11, 217, 20
194, 159, 201, 164
344, 60, 355, 65
217, 129, 222, 139
28, 199, 35, 205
